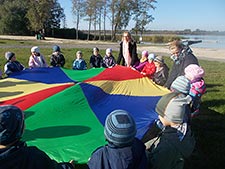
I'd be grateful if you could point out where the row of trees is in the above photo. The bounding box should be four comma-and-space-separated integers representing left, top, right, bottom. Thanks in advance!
0, 0, 157, 41
0, 0, 65, 35
72, 0, 157, 41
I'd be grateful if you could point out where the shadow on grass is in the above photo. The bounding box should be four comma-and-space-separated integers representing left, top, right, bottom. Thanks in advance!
184, 106, 225, 169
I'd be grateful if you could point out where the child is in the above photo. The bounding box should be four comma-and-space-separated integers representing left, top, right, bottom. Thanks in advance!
28, 46, 48, 68
0, 105, 74, 169
152, 55, 169, 86
72, 51, 87, 70
134, 50, 149, 72
4, 52, 25, 76
184, 64, 206, 117
89, 47, 103, 68
88, 109, 148, 169
102, 48, 116, 68
145, 93, 195, 169
50, 45, 65, 67
170, 75, 192, 122
141, 53, 156, 79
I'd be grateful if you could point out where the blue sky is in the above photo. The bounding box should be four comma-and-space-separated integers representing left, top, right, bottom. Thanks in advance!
58, 0, 225, 31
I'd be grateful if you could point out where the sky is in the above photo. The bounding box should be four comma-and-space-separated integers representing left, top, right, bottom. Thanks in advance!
58, 0, 225, 31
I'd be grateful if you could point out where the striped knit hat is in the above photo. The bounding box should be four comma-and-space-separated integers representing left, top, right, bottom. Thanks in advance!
104, 110, 136, 147
0, 105, 24, 145
171, 76, 191, 94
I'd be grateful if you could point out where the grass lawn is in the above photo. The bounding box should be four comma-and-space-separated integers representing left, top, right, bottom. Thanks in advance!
0, 38, 225, 169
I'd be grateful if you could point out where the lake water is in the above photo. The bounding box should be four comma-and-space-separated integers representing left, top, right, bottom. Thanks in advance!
181, 35, 225, 49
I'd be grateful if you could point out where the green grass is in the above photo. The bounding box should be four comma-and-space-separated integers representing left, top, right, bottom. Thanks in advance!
0, 38, 225, 169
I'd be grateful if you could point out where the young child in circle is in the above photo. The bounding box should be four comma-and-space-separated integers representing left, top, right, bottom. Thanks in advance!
141, 53, 156, 79
152, 55, 169, 86
50, 45, 65, 67
4, 52, 25, 76
184, 64, 206, 117
88, 109, 148, 169
89, 47, 103, 68
134, 50, 149, 72
28, 46, 48, 68
102, 48, 116, 68
72, 51, 87, 70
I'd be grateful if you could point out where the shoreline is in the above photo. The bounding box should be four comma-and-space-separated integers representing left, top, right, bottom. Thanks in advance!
1, 35, 225, 62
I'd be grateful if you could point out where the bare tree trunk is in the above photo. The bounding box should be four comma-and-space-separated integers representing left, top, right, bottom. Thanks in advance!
76, 13, 79, 40
87, 17, 91, 40
98, 11, 101, 41
103, 0, 106, 41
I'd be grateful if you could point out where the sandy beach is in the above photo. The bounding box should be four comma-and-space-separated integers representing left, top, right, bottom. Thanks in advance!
1, 35, 225, 62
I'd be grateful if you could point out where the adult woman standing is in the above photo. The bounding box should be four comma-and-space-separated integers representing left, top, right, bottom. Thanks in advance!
117, 31, 139, 67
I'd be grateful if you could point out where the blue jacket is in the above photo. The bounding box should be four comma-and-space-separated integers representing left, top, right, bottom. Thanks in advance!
4, 61, 24, 76
73, 59, 87, 70
88, 138, 147, 169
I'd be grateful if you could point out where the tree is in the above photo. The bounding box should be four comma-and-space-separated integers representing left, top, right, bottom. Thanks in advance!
0, 0, 29, 35
46, 0, 65, 29
72, 0, 86, 39
109, 0, 132, 41
84, 0, 96, 40
132, 0, 156, 39
26, 0, 54, 33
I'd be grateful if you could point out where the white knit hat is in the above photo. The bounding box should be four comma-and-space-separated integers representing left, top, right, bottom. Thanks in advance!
31, 46, 40, 53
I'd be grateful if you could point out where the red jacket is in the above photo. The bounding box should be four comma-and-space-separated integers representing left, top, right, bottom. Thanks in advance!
141, 62, 156, 79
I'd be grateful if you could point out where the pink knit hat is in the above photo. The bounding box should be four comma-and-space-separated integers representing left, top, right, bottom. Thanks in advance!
184, 64, 205, 81
142, 50, 149, 57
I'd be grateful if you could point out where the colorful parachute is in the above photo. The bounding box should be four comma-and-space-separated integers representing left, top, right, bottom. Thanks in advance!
0, 66, 169, 163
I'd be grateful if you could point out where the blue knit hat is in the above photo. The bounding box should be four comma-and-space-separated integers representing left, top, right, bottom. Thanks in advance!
104, 110, 136, 147
148, 53, 156, 60
171, 76, 191, 94
0, 105, 24, 145
53, 45, 61, 52
5, 52, 15, 61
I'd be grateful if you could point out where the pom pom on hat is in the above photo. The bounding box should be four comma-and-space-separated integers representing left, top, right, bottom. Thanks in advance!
184, 64, 205, 81
156, 93, 192, 124
171, 76, 191, 94
142, 50, 149, 57
53, 45, 61, 52
106, 48, 112, 54
31, 46, 40, 53
5, 52, 15, 61
104, 109, 136, 147
0, 105, 24, 145
148, 53, 155, 60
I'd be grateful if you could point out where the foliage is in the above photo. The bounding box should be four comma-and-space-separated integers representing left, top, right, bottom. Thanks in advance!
132, 0, 156, 36
0, 0, 29, 35
0, 0, 65, 34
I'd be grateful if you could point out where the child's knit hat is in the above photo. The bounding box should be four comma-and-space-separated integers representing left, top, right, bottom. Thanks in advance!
104, 109, 136, 147
148, 53, 155, 60
184, 64, 205, 81
5, 52, 15, 61
154, 55, 164, 64
31, 46, 40, 53
53, 45, 61, 52
93, 47, 99, 52
156, 93, 192, 124
142, 50, 149, 57
171, 76, 191, 94
0, 105, 24, 145
106, 48, 112, 54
